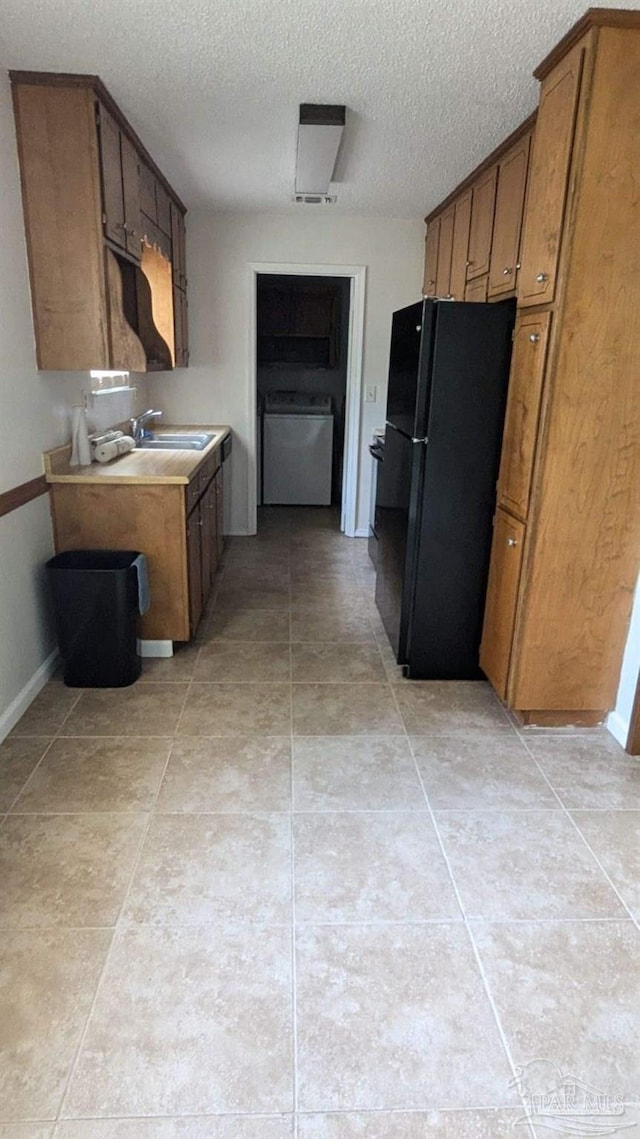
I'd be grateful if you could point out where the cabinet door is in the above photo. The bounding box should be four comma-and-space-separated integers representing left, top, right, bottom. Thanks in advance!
173, 285, 189, 367
187, 503, 203, 635
200, 480, 216, 597
466, 167, 497, 279
435, 206, 454, 297
488, 133, 531, 297
480, 509, 526, 699
449, 191, 472, 300
293, 287, 334, 336
215, 465, 224, 561
139, 163, 157, 222
518, 40, 586, 306
170, 201, 187, 289
120, 134, 141, 260
464, 275, 488, 302
422, 218, 440, 297
497, 312, 551, 519
98, 105, 126, 249
156, 184, 172, 236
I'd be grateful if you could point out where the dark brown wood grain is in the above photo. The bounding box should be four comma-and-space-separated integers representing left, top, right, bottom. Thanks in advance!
0, 475, 48, 519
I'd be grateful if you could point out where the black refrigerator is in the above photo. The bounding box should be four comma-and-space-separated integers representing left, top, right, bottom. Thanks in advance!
374, 297, 515, 679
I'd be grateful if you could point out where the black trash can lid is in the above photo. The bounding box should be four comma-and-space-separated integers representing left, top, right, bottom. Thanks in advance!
46, 550, 144, 571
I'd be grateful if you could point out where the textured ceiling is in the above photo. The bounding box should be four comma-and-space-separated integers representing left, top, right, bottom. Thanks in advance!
0, 0, 636, 216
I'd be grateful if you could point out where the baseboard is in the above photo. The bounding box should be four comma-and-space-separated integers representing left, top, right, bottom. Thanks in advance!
0, 648, 59, 745
138, 639, 174, 658
354, 527, 369, 539
607, 710, 629, 748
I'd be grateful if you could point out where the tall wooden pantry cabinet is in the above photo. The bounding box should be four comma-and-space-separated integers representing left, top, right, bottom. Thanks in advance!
479, 11, 640, 724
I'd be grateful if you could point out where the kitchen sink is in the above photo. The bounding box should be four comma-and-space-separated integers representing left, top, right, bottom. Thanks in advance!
137, 433, 215, 451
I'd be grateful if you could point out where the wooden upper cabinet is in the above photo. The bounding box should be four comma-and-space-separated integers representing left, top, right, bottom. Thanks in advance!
497, 312, 551, 520
97, 106, 141, 262
139, 162, 157, 221
435, 206, 454, 297
422, 218, 440, 297
466, 166, 497, 279
464, 275, 488, 302
488, 132, 531, 298
479, 509, 526, 699
449, 191, 472, 300
517, 39, 587, 306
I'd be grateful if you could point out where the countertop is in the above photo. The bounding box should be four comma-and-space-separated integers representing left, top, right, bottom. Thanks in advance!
44, 425, 231, 486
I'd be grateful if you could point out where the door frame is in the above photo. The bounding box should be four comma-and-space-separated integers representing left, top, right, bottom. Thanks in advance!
248, 262, 366, 536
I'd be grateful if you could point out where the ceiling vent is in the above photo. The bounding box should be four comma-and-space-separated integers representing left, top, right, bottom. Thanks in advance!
294, 194, 337, 205
295, 104, 345, 196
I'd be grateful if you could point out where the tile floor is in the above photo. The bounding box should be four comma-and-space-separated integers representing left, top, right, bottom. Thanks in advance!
1, 506, 639, 1137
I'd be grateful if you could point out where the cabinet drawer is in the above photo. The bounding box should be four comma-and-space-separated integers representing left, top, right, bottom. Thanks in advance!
480, 510, 526, 700
497, 312, 551, 519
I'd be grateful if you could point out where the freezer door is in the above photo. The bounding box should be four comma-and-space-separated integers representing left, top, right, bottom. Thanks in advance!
374, 424, 423, 659
385, 299, 435, 439
263, 414, 334, 505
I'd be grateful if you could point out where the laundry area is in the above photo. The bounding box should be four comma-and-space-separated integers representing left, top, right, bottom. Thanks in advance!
256, 274, 350, 512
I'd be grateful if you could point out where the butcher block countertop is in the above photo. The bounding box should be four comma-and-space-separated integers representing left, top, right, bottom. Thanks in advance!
44, 425, 231, 485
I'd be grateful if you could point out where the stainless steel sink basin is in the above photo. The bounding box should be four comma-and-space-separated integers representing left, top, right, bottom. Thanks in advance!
137, 433, 215, 451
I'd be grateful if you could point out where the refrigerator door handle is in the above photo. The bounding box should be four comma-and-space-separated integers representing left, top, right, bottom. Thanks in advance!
411, 436, 429, 445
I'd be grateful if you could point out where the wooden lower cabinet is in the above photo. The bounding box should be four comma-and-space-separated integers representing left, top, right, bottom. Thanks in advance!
480, 510, 525, 699
49, 450, 227, 643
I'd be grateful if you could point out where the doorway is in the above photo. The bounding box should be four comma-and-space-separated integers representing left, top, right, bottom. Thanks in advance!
248, 262, 366, 537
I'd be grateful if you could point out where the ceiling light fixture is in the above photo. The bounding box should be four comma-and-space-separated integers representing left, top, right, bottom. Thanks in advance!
295, 104, 345, 196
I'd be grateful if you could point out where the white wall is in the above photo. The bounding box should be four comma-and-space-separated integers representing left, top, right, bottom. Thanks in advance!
0, 69, 148, 732
150, 210, 425, 534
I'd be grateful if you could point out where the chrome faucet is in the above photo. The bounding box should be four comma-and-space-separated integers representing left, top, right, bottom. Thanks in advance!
131, 408, 162, 443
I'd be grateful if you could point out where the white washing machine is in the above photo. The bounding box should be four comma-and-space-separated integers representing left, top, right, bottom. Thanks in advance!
263, 392, 334, 505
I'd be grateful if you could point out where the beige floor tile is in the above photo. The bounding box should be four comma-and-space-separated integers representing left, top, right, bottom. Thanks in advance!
393, 682, 511, 735
437, 809, 625, 920
124, 813, 291, 924
297, 1109, 532, 1137
55, 1119, 293, 1138
570, 810, 640, 918
195, 642, 291, 682
0, 813, 146, 928
14, 737, 172, 813
0, 1126, 54, 1138
178, 684, 291, 736
0, 736, 52, 810
202, 608, 291, 643
10, 683, 80, 737
293, 737, 423, 811
290, 585, 371, 609
215, 584, 290, 610
291, 609, 375, 643
292, 643, 386, 683
63, 923, 293, 1117
473, 921, 640, 1104
139, 643, 202, 682
296, 922, 514, 1111
157, 736, 291, 813
523, 736, 640, 808
62, 684, 189, 737
294, 812, 460, 922
412, 735, 558, 810
293, 684, 403, 736
0, 928, 111, 1120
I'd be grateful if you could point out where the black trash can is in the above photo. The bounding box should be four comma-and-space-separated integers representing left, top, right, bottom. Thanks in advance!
46, 550, 147, 687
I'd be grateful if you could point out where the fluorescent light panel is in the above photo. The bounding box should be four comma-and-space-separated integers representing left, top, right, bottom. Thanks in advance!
295, 104, 345, 195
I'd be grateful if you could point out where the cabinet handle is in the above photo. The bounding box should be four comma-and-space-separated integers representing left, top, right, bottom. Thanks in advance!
536, 272, 549, 283
507, 536, 518, 547
502, 267, 513, 276
516, 262, 521, 270
466, 260, 473, 268
529, 333, 540, 343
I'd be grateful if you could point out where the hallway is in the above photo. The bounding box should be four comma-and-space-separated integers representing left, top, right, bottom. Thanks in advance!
0, 507, 638, 1136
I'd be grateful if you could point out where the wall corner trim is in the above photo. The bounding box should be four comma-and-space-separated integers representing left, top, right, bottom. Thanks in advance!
606, 709, 630, 749
0, 648, 59, 744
